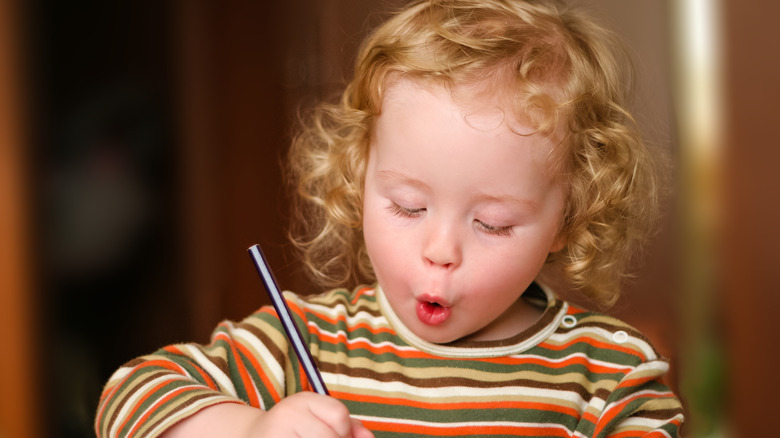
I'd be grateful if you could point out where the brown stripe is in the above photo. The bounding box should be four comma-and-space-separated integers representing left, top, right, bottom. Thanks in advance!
631, 407, 685, 421
318, 361, 610, 402
141, 392, 230, 436
236, 318, 290, 366
103, 366, 179, 434
302, 296, 384, 318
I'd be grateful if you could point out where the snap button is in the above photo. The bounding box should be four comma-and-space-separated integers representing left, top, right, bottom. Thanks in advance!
561, 315, 577, 328
612, 330, 628, 343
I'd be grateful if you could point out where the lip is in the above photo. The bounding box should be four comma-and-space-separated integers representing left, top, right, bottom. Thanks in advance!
417, 293, 452, 307
415, 295, 452, 326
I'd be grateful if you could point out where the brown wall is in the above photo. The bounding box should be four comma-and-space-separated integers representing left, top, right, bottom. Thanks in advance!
722, 0, 780, 435
172, 0, 407, 340
0, 1, 39, 437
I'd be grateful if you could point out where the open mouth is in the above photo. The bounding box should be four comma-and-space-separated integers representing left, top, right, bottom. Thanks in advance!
416, 299, 452, 326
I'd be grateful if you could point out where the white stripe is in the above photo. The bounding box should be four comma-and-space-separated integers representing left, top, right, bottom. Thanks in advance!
314, 334, 636, 375
144, 396, 226, 438
182, 343, 239, 398
549, 326, 658, 360
307, 331, 425, 353
618, 414, 681, 432
325, 374, 597, 405
233, 326, 285, 387
107, 366, 132, 384
123, 382, 205, 436
356, 415, 576, 434
232, 326, 282, 407
109, 373, 187, 437
304, 302, 389, 327
603, 388, 676, 414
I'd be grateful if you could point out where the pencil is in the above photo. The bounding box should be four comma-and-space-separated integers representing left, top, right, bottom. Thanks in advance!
247, 244, 330, 396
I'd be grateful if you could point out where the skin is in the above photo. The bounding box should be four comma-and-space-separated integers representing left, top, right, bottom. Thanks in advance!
162, 395, 373, 438
163, 78, 566, 437
362, 78, 567, 344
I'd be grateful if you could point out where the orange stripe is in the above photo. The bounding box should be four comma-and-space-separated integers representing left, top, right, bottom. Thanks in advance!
539, 337, 645, 361
97, 359, 189, 433
287, 299, 307, 321
162, 345, 219, 391
253, 300, 319, 397
617, 374, 676, 394
266, 299, 315, 395
363, 420, 572, 437
593, 391, 675, 437
299, 361, 311, 392
610, 430, 651, 438
316, 333, 435, 359
234, 340, 281, 404
317, 332, 631, 374
351, 286, 374, 304
124, 385, 199, 436
115, 378, 178, 436
163, 345, 183, 354
289, 298, 395, 338
334, 391, 580, 417
309, 315, 395, 335
224, 335, 261, 407
608, 422, 680, 438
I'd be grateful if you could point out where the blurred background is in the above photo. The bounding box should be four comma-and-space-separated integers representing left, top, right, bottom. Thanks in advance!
0, 0, 777, 436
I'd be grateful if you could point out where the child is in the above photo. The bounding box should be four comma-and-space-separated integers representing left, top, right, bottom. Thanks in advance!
96, 0, 684, 436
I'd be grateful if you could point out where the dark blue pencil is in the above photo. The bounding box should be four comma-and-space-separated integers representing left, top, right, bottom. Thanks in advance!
247, 244, 330, 396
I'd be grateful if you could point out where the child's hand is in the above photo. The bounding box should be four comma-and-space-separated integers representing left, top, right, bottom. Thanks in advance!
256, 392, 374, 438
162, 392, 373, 438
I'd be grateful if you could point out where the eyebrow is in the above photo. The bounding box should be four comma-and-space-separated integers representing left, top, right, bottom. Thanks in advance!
376, 169, 538, 209
472, 193, 538, 209
376, 170, 431, 191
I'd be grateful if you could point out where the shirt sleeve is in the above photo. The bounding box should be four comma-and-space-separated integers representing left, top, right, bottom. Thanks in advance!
589, 358, 685, 437
94, 306, 307, 438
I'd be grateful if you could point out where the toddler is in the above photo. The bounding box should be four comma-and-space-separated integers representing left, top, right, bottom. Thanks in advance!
96, 0, 684, 436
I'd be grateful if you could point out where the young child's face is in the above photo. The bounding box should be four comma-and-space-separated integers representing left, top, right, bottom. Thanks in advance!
362, 78, 567, 344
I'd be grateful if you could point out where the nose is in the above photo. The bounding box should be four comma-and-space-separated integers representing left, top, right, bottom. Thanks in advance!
421, 218, 462, 270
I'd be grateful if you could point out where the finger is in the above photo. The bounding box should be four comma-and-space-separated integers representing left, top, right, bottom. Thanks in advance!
265, 394, 345, 438
350, 417, 375, 438
307, 396, 354, 438
283, 405, 344, 438
294, 414, 344, 438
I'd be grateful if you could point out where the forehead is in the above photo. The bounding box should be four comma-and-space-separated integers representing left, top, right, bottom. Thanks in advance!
373, 78, 563, 186
378, 77, 560, 163
381, 75, 565, 136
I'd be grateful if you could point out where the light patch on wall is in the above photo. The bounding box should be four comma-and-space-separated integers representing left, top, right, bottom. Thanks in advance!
673, 0, 727, 436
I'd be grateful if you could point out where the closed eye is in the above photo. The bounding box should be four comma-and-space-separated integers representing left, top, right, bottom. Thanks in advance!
387, 202, 426, 218
475, 219, 513, 237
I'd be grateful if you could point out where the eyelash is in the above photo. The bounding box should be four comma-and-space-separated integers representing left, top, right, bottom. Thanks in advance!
387, 202, 513, 237
475, 220, 513, 237
387, 202, 425, 218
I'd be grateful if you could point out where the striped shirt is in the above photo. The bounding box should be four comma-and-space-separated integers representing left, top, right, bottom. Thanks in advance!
95, 283, 683, 437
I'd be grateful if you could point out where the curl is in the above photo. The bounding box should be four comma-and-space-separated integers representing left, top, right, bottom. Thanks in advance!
287, 0, 666, 306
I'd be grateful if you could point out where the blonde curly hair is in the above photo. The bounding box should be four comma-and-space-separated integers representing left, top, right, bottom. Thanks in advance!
288, 0, 663, 306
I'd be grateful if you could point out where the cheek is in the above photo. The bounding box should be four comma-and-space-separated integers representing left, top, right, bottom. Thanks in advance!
363, 209, 420, 287
481, 257, 532, 286
363, 233, 403, 290
363, 203, 396, 272
362, 197, 385, 248
474, 242, 550, 287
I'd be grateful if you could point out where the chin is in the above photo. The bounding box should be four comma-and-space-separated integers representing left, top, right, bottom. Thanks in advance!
417, 328, 463, 345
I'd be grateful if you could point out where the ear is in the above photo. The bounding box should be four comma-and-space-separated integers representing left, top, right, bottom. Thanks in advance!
549, 231, 567, 253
